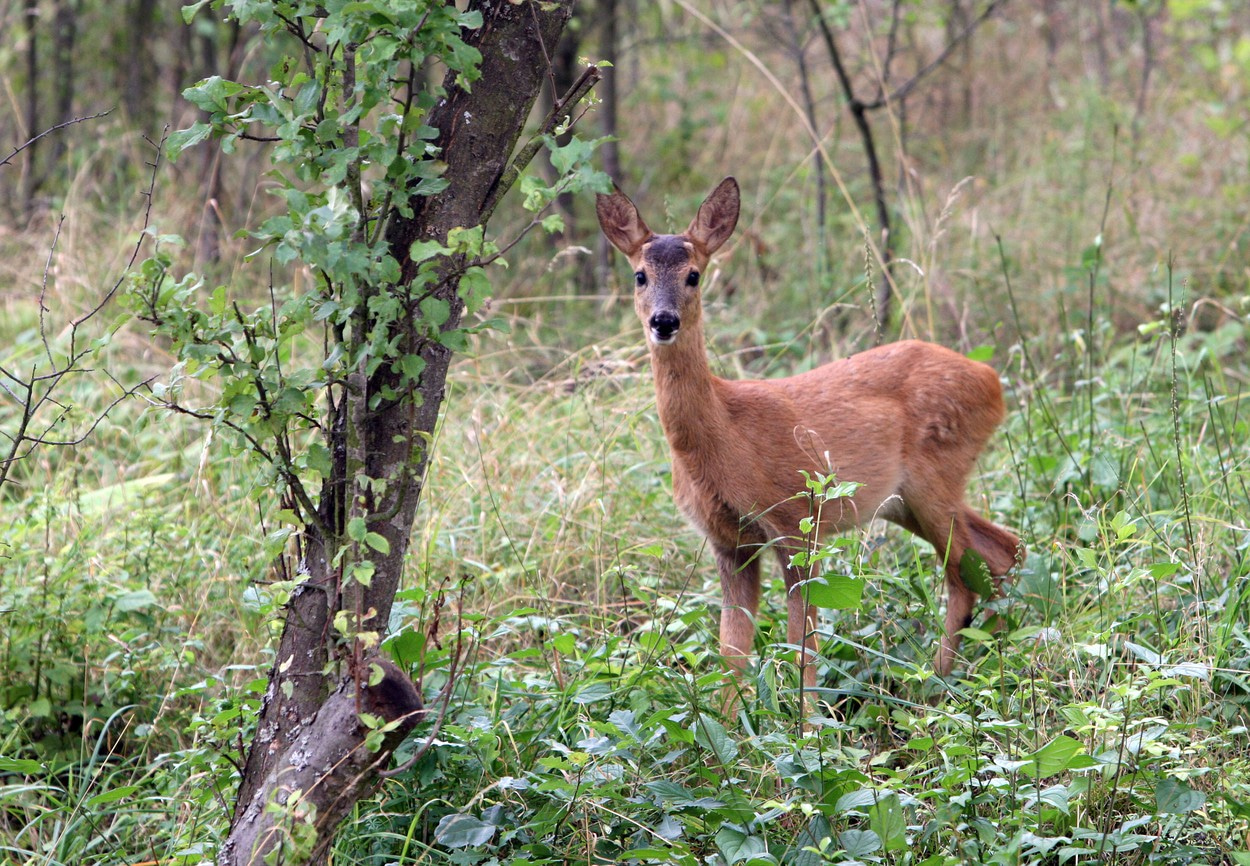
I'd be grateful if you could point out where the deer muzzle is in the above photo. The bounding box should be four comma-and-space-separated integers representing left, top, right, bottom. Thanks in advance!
649, 311, 681, 345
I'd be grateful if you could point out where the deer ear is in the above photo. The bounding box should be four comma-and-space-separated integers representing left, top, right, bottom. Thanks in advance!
596, 185, 652, 256
687, 177, 739, 254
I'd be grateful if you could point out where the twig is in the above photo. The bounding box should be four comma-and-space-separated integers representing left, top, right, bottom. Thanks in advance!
39, 214, 64, 363
1, 110, 112, 169
73, 129, 170, 334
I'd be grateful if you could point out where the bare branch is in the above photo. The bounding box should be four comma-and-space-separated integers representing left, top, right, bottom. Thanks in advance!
1, 111, 112, 169
864, 0, 1009, 110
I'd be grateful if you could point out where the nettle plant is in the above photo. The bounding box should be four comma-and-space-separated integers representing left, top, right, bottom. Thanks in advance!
126, 0, 599, 857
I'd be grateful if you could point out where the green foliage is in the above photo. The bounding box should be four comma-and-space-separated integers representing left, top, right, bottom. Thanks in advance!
129, 0, 495, 515
124, 0, 605, 619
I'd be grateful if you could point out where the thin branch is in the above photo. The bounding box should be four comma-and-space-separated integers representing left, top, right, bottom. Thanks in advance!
1, 111, 112, 169
73, 129, 169, 335
878, 0, 904, 101
864, 0, 1008, 110
39, 214, 64, 363
528, 0, 560, 108
808, 0, 893, 278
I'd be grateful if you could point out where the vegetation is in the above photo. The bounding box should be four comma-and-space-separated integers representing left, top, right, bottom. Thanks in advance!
2, 0, 1249, 863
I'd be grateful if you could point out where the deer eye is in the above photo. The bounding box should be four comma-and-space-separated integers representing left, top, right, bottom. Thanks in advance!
634, 271, 646, 287
686, 271, 700, 287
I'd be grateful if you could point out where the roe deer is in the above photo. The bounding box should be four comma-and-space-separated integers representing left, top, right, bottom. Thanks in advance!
596, 176, 1023, 685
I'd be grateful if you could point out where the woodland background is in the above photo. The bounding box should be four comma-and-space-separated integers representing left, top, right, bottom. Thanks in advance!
2, 0, 1250, 863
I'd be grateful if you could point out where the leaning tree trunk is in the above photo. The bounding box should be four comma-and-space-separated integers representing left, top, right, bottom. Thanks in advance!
222, 3, 576, 863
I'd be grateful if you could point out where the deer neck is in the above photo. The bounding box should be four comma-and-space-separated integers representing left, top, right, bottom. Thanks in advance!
648, 321, 727, 454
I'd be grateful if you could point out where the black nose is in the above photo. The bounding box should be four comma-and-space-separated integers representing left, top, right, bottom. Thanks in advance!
649, 311, 681, 342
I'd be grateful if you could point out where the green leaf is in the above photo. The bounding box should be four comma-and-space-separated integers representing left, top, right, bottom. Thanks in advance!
419, 296, 450, 329
398, 353, 426, 382
386, 628, 426, 667
87, 785, 140, 807
1024, 735, 1085, 778
1125, 641, 1163, 666
457, 266, 491, 315
867, 794, 906, 851
364, 532, 390, 555
410, 239, 446, 263
114, 589, 158, 612
960, 548, 995, 596
434, 813, 496, 848
1156, 777, 1205, 813
693, 715, 738, 764
644, 780, 725, 810
715, 826, 767, 865
166, 122, 213, 156
0, 757, 45, 774
838, 828, 883, 858
571, 682, 612, 704
547, 135, 595, 176
347, 517, 368, 543
800, 574, 863, 610
181, 0, 210, 24
966, 344, 995, 362
183, 75, 245, 114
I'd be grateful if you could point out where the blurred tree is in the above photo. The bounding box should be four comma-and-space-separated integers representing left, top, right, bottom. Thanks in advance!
804, 0, 1006, 331
119, 0, 160, 127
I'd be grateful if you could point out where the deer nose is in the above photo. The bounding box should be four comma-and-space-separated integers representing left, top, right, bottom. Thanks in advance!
649, 311, 681, 344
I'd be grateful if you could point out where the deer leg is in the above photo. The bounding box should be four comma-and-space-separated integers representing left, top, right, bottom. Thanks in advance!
901, 505, 975, 676
715, 545, 760, 678
779, 557, 819, 691
938, 556, 976, 676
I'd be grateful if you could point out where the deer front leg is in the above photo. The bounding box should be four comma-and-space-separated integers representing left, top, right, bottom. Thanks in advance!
716, 546, 761, 679
782, 564, 820, 691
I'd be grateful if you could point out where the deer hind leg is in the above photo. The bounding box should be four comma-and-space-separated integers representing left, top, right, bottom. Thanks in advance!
912, 503, 1025, 675
899, 504, 976, 676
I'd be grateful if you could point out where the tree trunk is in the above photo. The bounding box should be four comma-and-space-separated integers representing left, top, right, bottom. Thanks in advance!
46, 0, 78, 178
22, 0, 39, 212
595, 0, 621, 288
222, 3, 575, 864
121, 0, 160, 128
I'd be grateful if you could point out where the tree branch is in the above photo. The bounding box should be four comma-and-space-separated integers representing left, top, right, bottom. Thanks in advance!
1, 111, 111, 169
863, 0, 1008, 110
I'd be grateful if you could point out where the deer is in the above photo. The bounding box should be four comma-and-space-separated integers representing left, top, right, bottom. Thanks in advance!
596, 176, 1024, 692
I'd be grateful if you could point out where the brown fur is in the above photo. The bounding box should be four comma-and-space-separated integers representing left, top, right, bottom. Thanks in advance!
596, 177, 1024, 684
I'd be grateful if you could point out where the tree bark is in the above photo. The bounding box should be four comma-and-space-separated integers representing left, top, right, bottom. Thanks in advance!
121, 0, 159, 127
222, 3, 576, 864
595, 0, 621, 288
22, 0, 39, 212
46, 0, 78, 179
